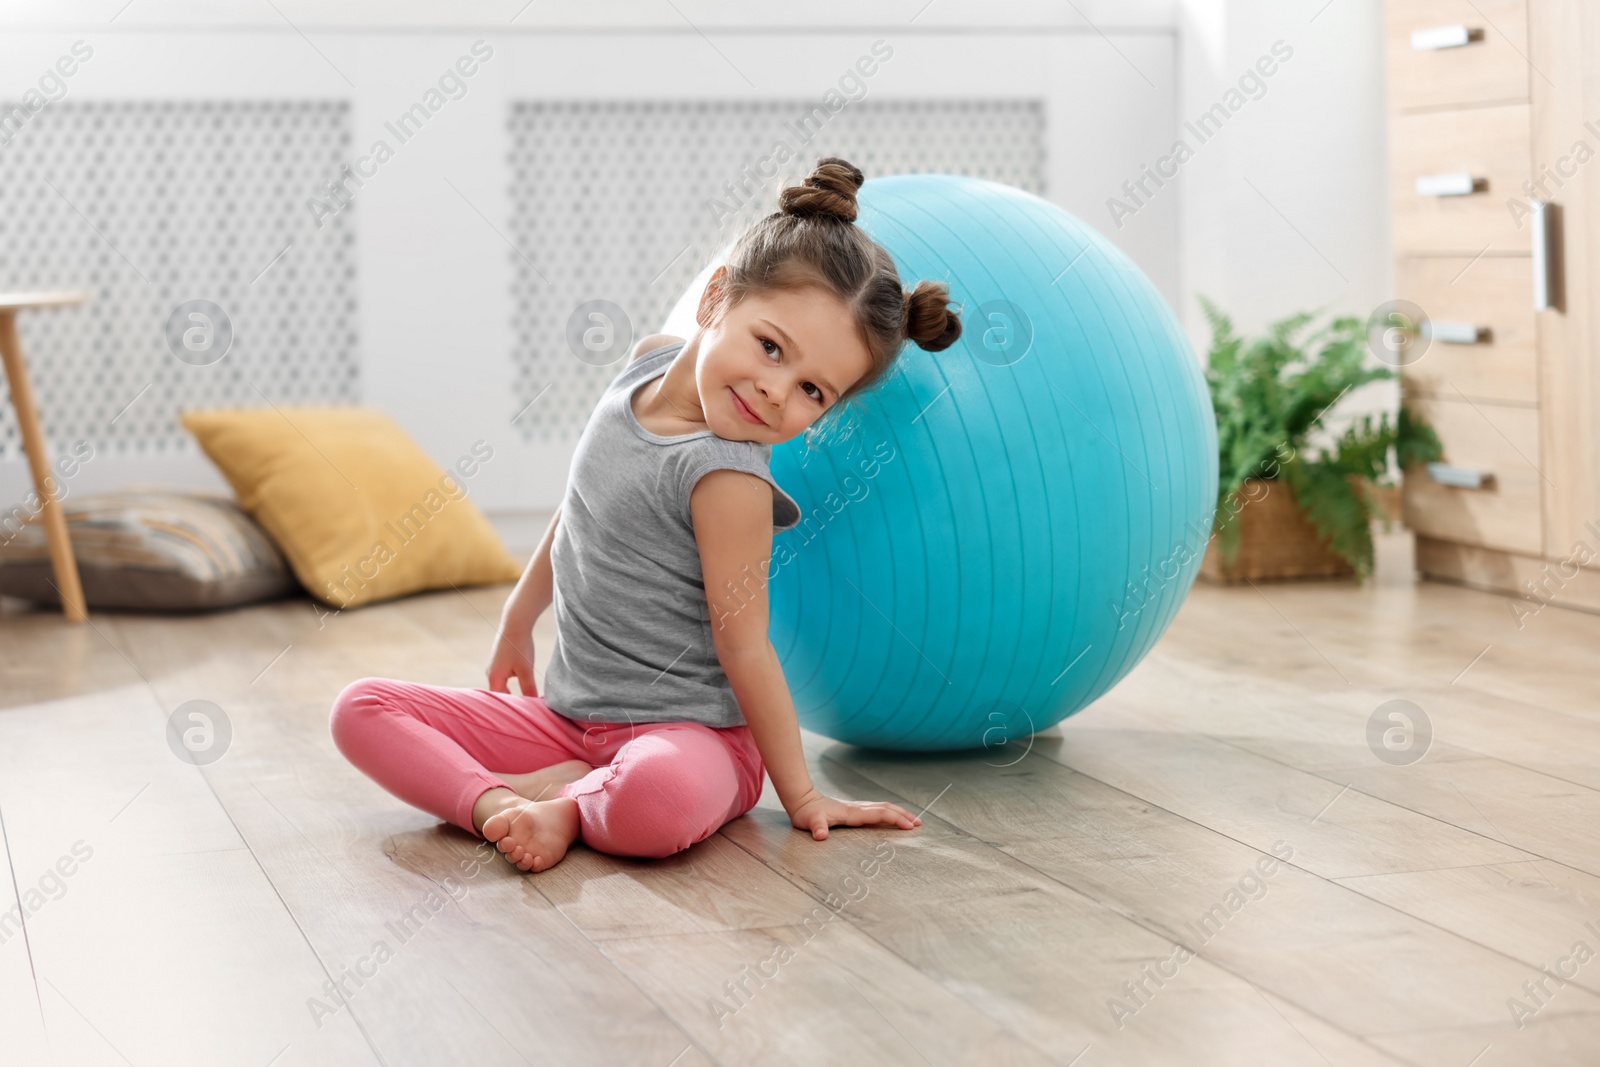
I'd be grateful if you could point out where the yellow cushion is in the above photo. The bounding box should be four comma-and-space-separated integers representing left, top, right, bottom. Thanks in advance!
181, 406, 521, 609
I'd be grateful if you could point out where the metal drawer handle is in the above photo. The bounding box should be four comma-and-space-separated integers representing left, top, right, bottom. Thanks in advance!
1427, 462, 1495, 490
1532, 198, 1563, 311
1416, 173, 1481, 197
1411, 25, 1482, 50
1424, 321, 1488, 344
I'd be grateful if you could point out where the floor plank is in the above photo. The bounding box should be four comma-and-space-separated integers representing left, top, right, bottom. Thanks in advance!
0, 656, 379, 1066
4, 528, 1600, 1065
822, 740, 1600, 1059
728, 753, 1411, 1066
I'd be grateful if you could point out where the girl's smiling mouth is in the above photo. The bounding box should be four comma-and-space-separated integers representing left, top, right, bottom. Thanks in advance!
731, 387, 765, 426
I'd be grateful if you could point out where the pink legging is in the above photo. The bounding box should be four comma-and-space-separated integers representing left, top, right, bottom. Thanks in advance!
328, 677, 766, 859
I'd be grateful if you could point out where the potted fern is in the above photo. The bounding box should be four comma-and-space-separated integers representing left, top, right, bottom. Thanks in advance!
1199, 297, 1442, 584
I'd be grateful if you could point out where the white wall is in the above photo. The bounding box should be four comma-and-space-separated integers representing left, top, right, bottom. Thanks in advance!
3, 1, 1402, 542
1172, 0, 1396, 428
0, 2, 1184, 549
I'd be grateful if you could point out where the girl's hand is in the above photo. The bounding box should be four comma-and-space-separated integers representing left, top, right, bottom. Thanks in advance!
787, 788, 921, 841
487, 625, 538, 697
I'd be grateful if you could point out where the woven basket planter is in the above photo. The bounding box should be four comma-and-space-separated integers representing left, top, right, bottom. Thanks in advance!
1199, 477, 1355, 584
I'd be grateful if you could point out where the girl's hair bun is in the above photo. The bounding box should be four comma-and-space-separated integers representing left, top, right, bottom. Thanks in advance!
778, 156, 864, 223
903, 279, 963, 353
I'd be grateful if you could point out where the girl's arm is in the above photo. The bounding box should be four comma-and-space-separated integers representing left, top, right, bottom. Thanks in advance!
487, 502, 562, 695
690, 470, 921, 840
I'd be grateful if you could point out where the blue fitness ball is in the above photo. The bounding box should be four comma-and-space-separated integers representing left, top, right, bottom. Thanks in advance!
664, 174, 1217, 752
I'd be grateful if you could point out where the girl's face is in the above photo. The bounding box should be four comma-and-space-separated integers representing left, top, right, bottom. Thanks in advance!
693, 270, 875, 445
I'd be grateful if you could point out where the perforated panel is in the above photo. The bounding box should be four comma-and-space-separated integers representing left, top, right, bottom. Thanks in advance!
0, 102, 359, 460
508, 99, 1045, 443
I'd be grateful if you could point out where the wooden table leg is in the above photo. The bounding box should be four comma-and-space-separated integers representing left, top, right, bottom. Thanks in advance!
0, 311, 87, 623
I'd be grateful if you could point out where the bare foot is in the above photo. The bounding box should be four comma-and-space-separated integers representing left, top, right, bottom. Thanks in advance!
482, 797, 581, 873
497, 759, 593, 802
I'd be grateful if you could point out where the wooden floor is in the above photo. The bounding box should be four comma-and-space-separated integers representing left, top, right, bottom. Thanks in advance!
3, 532, 1599, 1067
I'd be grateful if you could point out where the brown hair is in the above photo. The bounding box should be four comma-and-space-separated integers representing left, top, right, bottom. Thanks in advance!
702, 156, 962, 439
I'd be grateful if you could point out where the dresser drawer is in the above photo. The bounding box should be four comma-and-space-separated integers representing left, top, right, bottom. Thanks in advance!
1387, 0, 1529, 112
1390, 104, 1531, 254
1394, 255, 1537, 403
1402, 396, 1542, 555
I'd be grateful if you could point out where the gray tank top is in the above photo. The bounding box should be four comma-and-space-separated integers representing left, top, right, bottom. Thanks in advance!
542, 341, 802, 729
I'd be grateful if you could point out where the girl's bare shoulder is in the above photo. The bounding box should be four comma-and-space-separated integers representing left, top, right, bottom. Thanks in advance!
631, 334, 685, 363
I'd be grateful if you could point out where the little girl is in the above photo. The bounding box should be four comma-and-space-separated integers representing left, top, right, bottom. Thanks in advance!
329, 156, 962, 872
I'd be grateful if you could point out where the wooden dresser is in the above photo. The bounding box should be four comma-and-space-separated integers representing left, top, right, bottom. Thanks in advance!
1386, 0, 1600, 617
